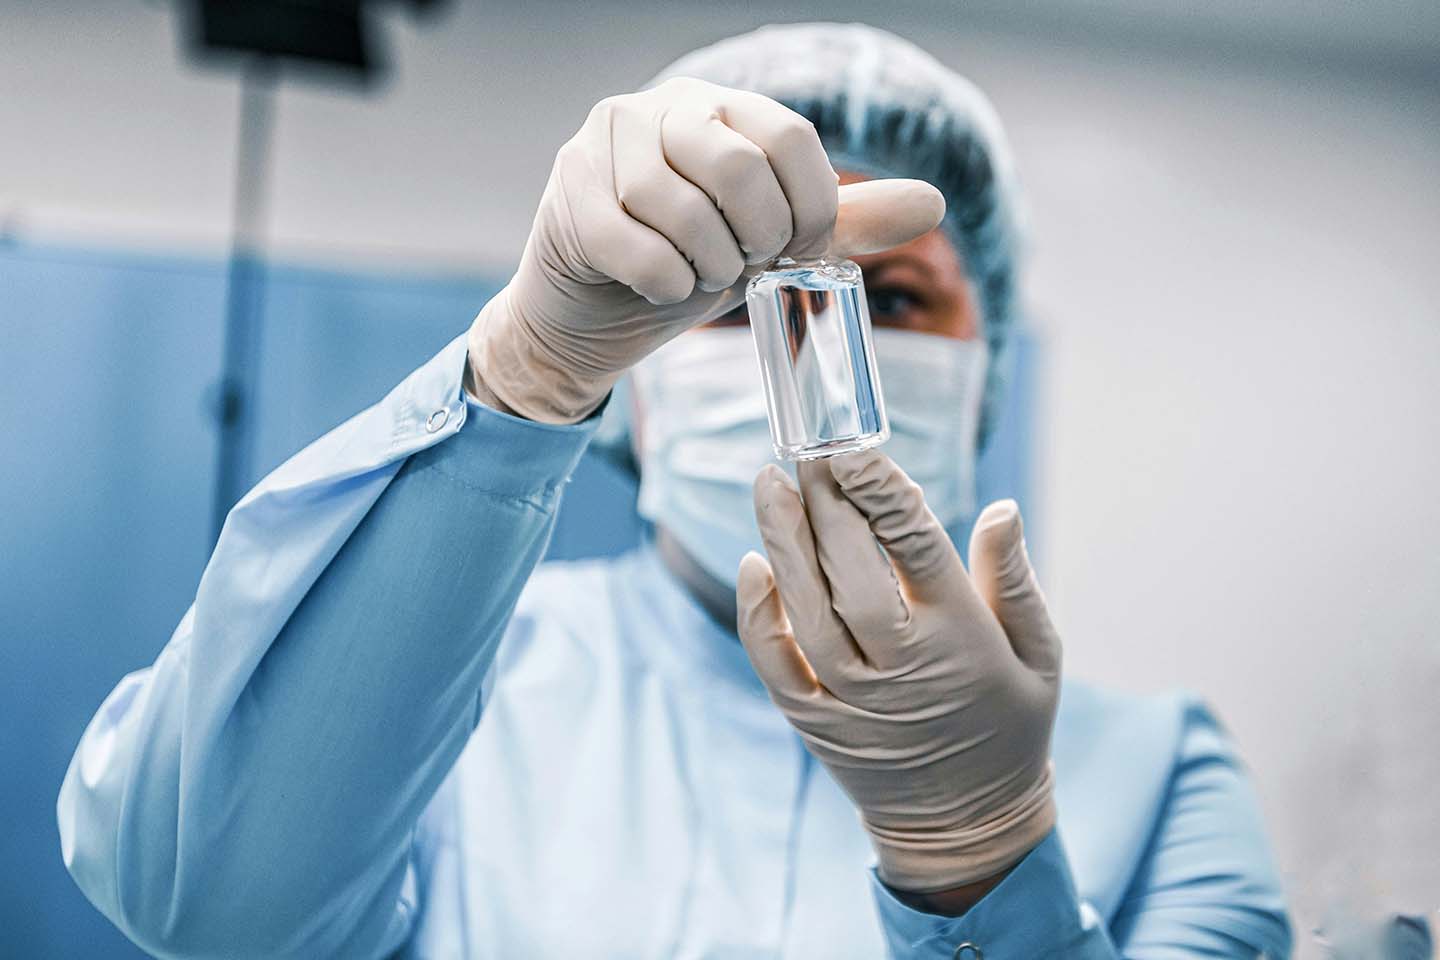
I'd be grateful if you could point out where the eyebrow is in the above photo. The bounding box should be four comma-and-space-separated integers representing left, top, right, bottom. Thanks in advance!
864, 254, 939, 284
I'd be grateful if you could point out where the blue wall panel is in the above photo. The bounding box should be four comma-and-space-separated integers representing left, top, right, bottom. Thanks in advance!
0, 241, 1033, 958
2, 245, 226, 958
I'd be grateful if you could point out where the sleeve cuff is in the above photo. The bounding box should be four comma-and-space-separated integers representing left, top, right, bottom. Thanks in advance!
871, 830, 1106, 959
369, 330, 603, 505
434, 390, 602, 504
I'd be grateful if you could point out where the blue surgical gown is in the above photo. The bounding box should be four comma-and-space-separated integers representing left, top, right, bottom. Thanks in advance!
58, 334, 1292, 959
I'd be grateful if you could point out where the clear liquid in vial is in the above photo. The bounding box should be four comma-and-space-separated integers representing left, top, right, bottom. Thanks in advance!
745, 256, 889, 461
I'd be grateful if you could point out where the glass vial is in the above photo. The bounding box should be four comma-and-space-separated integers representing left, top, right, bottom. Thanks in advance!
745, 256, 889, 461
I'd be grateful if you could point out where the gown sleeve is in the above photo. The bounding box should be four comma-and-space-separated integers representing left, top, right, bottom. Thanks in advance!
870, 829, 1122, 958
1106, 698, 1293, 958
871, 698, 1292, 959
57, 330, 598, 959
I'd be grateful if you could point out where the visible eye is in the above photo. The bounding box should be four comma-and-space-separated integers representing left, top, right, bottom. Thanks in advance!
705, 303, 750, 328
867, 286, 924, 325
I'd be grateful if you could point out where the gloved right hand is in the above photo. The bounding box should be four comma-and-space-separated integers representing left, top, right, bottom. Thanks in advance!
737, 452, 1061, 894
467, 76, 946, 423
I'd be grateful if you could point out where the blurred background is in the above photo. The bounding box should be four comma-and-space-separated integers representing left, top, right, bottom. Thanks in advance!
2, 1, 1437, 957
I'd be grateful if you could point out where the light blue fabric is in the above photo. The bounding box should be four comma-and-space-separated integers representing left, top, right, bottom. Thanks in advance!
58, 337, 1292, 959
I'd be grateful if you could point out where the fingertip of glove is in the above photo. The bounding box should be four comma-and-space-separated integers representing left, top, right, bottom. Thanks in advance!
753, 462, 795, 497
977, 498, 1021, 530
973, 500, 1025, 561
736, 550, 771, 589
827, 448, 884, 487
897, 178, 947, 231
751, 464, 786, 520
735, 552, 780, 642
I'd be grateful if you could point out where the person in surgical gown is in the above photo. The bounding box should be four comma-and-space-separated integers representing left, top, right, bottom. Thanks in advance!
57, 23, 1294, 960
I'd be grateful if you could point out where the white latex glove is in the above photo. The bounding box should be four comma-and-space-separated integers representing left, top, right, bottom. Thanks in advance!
467, 77, 946, 423
736, 451, 1061, 893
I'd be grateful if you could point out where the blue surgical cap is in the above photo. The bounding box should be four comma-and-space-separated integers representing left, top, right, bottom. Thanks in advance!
593, 22, 1024, 468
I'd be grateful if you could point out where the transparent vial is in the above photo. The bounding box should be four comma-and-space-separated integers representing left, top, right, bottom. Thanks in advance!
745, 256, 889, 461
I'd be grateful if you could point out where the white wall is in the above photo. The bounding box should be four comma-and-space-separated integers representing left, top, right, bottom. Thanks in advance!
5, 0, 1438, 947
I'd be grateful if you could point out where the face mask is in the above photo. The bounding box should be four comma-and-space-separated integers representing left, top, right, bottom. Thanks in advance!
632, 326, 988, 588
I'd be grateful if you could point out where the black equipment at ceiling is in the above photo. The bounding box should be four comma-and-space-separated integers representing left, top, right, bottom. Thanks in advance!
178, 0, 449, 544
183, 0, 446, 80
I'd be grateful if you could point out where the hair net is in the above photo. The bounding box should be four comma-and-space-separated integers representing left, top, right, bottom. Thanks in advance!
593, 21, 1024, 470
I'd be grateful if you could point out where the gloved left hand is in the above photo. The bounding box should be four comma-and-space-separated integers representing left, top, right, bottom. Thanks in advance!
736, 451, 1062, 893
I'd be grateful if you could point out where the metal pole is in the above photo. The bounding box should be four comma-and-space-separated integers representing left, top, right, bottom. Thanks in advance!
211, 56, 277, 545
